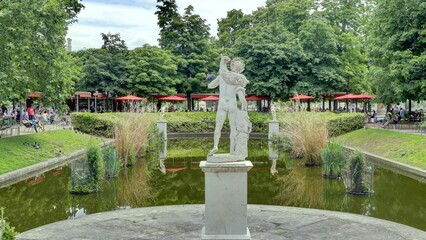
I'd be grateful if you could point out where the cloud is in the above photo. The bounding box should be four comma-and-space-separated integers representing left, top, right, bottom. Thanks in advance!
66, 0, 265, 50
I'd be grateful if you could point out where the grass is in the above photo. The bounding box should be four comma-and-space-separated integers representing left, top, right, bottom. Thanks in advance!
337, 128, 426, 170
0, 130, 102, 174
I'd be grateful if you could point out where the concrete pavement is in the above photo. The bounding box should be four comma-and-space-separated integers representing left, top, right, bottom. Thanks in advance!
17, 205, 426, 240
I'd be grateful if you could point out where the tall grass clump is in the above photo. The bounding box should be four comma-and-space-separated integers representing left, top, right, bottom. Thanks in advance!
342, 150, 374, 195
115, 115, 151, 166
103, 146, 120, 178
321, 141, 346, 178
70, 140, 105, 194
278, 111, 328, 166
119, 162, 153, 207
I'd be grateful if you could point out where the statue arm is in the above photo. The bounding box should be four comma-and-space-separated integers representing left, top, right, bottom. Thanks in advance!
208, 76, 220, 89
236, 87, 247, 111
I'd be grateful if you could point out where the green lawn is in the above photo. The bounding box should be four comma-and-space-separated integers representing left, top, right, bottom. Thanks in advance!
336, 128, 426, 169
0, 130, 102, 174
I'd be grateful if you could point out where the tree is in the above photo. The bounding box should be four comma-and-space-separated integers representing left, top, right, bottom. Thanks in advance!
74, 33, 129, 97
0, 0, 84, 105
156, 2, 215, 110
217, 9, 251, 49
127, 44, 180, 96
366, 0, 426, 104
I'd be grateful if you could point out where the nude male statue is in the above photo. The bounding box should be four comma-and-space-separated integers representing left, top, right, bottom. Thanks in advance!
207, 56, 249, 157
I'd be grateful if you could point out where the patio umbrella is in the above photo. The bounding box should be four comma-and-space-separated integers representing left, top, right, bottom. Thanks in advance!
354, 94, 374, 100
28, 92, 43, 98
115, 95, 146, 101
334, 94, 358, 100
159, 95, 187, 101
200, 95, 219, 101
289, 94, 315, 101
245, 95, 269, 101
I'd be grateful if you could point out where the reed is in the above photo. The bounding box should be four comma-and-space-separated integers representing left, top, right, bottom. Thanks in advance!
114, 115, 151, 166
321, 141, 346, 178
278, 111, 328, 165
103, 146, 120, 178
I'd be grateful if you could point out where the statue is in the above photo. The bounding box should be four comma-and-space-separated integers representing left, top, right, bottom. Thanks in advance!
159, 106, 165, 121
207, 56, 251, 161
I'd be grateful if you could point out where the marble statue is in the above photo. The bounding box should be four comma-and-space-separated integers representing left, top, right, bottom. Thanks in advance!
159, 106, 165, 121
207, 56, 251, 161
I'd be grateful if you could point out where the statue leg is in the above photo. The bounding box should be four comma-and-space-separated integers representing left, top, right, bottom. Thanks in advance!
228, 108, 237, 154
208, 109, 226, 156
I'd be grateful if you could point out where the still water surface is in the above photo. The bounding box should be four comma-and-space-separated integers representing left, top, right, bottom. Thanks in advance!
0, 138, 425, 232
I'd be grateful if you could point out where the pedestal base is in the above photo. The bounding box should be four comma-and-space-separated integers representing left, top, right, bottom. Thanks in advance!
201, 227, 251, 240
200, 160, 253, 240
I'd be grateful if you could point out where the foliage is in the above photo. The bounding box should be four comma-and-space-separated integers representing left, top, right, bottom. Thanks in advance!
73, 33, 129, 97
0, 130, 101, 174
103, 146, 119, 178
321, 141, 346, 178
0, 208, 18, 240
127, 45, 179, 96
342, 150, 373, 194
327, 113, 365, 136
366, 0, 426, 103
86, 140, 105, 188
0, 0, 83, 105
278, 112, 328, 165
217, 9, 251, 49
114, 115, 151, 166
71, 112, 116, 138
337, 128, 426, 170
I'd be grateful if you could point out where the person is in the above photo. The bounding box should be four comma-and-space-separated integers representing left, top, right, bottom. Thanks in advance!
207, 56, 249, 157
382, 112, 393, 128
90, 103, 95, 113
27, 104, 35, 120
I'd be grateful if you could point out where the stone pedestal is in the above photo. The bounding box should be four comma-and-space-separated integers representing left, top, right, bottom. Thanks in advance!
200, 160, 253, 240
156, 121, 167, 159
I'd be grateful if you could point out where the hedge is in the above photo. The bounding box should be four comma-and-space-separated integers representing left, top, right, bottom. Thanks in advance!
326, 113, 365, 136
72, 113, 116, 138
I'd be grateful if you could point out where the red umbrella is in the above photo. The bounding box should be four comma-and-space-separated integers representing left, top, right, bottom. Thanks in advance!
290, 94, 314, 101
115, 95, 146, 101
159, 95, 187, 101
200, 95, 219, 101
245, 95, 270, 101
355, 94, 374, 100
28, 92, 43, 98
334, 94, 360, 100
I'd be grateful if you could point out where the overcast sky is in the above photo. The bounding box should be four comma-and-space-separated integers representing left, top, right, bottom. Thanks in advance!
66, 0, 265, 50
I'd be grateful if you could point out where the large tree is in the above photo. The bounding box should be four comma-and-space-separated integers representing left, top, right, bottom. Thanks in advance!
127, 44, 179, 96
366, 0, 426, 104
156, 1, 216, 110
217, 9, 251, 49
0, 0, 84, 105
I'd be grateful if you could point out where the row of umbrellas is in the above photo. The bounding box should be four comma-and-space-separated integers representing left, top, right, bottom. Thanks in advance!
290, 94, 374, 101
115, 95, 271, 102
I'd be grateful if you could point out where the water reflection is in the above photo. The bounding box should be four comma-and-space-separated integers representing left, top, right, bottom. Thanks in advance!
0, 138, 425, 233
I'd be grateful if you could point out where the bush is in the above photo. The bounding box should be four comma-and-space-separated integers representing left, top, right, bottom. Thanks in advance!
0, 208, 18, 240
327, 113, 365, 136
71, 112, 115, 138
103, 146, 120, 178
342, 150, 374, 195
70, 140, 105, 194
321, 141, 346, 178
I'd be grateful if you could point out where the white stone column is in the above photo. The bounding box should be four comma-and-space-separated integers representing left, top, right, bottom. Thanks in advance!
200, 160, 253, 240
156, 121, 167, 159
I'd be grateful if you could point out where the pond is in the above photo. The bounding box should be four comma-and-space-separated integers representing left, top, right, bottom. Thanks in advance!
0, 138, 425, 233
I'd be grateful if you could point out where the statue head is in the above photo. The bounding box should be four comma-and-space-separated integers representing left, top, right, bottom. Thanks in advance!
231, 58, 245, 73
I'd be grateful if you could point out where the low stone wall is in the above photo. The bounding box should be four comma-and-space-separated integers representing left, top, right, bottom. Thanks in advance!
343, 145, 426, 183
0, 140, 115, 189
168, 132, 267, 139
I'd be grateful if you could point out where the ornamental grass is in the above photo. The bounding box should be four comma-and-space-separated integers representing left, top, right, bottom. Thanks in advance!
114, 115, 151, 166
278, 111, 328, 166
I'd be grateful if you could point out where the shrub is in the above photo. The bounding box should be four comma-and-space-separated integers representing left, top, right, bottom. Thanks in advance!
278, 112, 328, 165
70, 141, 105, 194
327, 113, 365, 136
71, 112, 115, 137
115, 115, 151, 166
0, 208, 18, 240
103, 146, 120, 178
321, 141, 346, 178
342, 150, 374, 195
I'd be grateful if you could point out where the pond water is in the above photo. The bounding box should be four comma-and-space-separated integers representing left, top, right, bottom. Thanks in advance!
0, 138, 425, 233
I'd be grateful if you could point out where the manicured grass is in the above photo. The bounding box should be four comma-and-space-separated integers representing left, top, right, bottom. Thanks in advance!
336, 128, 426, 169
0, 130, 102, 174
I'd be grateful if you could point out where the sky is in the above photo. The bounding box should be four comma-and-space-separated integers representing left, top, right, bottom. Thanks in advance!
66, 0, 265, 50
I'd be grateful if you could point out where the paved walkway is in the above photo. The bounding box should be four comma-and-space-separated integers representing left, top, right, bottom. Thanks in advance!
16, 205, 426, 240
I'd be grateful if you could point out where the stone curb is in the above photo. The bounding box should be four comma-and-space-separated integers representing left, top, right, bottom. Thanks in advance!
343, 145, 426, 183
168, 132, 267, 139
0, 140, 115, 189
